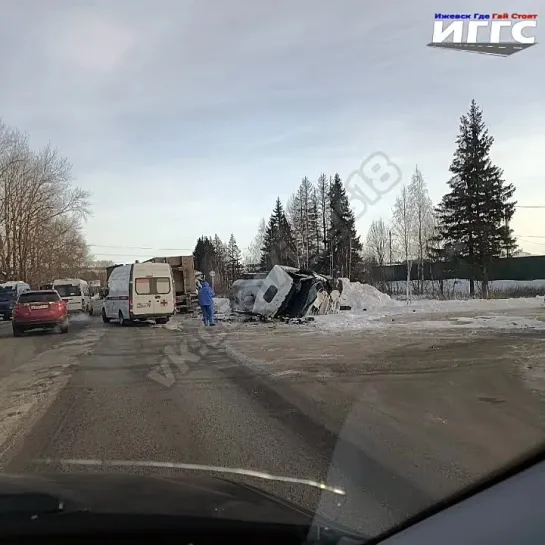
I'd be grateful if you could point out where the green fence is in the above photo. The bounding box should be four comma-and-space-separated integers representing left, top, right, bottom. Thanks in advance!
372, 255, 545, 282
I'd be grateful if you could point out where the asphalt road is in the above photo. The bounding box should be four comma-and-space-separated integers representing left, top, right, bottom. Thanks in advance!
1, 315, 545, 537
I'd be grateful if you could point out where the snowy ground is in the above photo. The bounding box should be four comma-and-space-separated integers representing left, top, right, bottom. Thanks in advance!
313, 296, 545, 332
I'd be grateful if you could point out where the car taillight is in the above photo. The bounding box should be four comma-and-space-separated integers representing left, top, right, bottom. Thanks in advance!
14, 303, 23, 313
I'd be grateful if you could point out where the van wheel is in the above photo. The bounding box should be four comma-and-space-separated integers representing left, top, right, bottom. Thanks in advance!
102, 308, 111, 323
119, 310, 128, 326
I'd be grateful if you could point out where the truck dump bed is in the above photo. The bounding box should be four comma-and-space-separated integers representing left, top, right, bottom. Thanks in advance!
144, 256, 196, 312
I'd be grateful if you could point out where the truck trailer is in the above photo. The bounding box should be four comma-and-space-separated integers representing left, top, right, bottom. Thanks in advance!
143, 256, 197, 313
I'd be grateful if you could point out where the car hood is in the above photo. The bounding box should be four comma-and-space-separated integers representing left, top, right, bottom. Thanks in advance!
0, 471, 341, 528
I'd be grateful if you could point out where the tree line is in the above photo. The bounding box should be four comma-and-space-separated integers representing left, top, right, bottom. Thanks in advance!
193, 234, 242, 295
243, 100, 516, 299
0, 119, 91, 287
365, 100, 516, 298
246, 173, 363, 278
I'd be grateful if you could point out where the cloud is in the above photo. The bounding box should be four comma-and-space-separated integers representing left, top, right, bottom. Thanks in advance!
0, 0, 543, 261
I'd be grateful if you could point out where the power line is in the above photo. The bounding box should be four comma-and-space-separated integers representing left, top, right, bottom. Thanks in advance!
89, 244, 195, 252
89, 243, 251, 251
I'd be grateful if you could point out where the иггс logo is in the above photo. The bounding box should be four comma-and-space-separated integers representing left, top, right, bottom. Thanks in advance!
428, 12, 538, 56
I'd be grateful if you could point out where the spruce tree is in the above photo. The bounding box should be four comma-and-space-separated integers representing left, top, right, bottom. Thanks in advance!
226, 233, 242, 283
193, 236, 216, 283
260, 198, 297, 269
328, 173, 363, 278
435, 100, 516, 297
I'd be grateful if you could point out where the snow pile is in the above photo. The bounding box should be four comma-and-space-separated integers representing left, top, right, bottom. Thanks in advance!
338, 278, 398, 310
313, 295, 545, 332
214, 297, 231, 315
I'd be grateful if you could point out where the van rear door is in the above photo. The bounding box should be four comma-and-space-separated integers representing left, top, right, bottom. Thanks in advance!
132, 276, 154, 316
132, 275, 173, 316
151, 276, 173, 315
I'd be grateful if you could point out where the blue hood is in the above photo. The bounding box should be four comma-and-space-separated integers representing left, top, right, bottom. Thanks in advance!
198, 281, 215, 306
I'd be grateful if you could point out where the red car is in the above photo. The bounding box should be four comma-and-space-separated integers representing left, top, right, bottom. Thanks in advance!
12, 290, 69, 337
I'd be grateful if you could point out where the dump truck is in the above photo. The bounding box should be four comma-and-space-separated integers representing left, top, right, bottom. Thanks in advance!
143, 256, 197, 313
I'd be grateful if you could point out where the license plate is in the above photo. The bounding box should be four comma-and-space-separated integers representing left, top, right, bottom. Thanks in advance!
30, 305, 48, 310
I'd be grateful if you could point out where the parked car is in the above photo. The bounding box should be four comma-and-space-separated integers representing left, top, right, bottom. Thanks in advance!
12, 290, 69, 337
0, 281, 31, 320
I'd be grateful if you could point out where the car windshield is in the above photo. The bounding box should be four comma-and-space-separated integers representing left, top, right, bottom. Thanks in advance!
18, 292, 60, 304
0, 2, 543, 542
54, 285, 81, 297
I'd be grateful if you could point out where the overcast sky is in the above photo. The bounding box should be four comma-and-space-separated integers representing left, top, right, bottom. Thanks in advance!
1, 0, 543, 262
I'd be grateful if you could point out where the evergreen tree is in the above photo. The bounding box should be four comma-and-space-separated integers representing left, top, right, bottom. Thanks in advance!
226, 233, 242, 284
260, 198, 297, 269
193, 236, 216, 284
212, 234, 228, 293
328, 173, 363, 278
435, 100, 516, 297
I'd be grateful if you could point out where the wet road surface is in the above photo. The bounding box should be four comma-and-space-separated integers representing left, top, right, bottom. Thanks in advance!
1, 315, 545, 536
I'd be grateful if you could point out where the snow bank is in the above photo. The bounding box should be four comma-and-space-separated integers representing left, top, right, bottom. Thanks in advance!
314, 296, 545, 332
214, 297, 231, 315
338, 278, 398, 310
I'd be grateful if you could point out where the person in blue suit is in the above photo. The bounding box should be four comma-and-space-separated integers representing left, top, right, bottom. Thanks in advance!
198, 280, 216, 326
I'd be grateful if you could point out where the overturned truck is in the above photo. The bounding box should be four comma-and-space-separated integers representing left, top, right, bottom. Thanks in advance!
230, 265, 339, 320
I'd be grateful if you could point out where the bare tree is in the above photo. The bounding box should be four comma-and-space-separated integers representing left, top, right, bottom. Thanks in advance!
244, 218, 266, 266
408, 167, 434, 294
392, 185, 415, 302
316, 173, 330, 254
365, 218, 389, 266
287, 177, 319, 269
0, 120, 90, 286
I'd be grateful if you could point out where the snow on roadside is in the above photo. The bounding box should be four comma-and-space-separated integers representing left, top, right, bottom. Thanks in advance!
338, 278, 399, 310
0, 327, 107, 465
408, 315, 545, 331
161, 315, 184, 331
314, 296, 545, 332
214, 297, 231, 315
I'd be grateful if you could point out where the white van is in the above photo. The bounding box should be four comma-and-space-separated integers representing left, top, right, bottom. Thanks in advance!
52, 278, 91, 314
102, 262, 175, 325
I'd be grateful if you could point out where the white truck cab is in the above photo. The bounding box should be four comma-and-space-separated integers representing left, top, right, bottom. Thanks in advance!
102, 262, 175, 325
